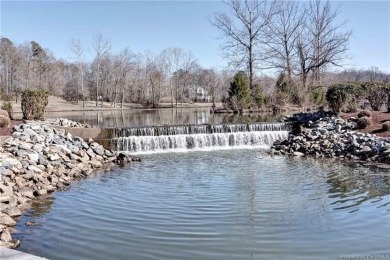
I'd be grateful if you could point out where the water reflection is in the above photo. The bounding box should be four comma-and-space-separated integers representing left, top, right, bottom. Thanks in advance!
326, 164, 390, 211
46, 108, 281, 128
25, 196, 55, 218
291, 157, 390, 212
13, 152, 390, 259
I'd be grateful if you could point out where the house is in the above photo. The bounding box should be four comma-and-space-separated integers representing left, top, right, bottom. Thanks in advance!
192, 86, 211, 102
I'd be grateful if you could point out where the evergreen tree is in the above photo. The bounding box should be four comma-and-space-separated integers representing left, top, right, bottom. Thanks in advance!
275, 72, 289, 93
228, 71, 251, 111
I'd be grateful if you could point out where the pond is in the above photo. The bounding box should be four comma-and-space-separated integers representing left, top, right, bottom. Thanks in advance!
13, 150, 390, 259
45, 108, 281, 128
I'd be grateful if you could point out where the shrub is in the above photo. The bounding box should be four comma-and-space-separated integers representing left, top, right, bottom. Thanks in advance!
21, 89, 49, 120
357, 110, 372, 118
1, 101, 13, 119
356, 116, 372, 129
252, 84, 268, 107
382, 122, 390, 131
383, 83, 390, 113
275, 72, 289, 93
0, 109, 9, 118
312, 89, 327, 105
326, 83, 365, 114
365, 82, 386, 111
0, 115, 10, 128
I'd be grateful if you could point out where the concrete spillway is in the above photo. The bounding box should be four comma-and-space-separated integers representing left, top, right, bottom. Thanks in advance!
111, 122, 291, 154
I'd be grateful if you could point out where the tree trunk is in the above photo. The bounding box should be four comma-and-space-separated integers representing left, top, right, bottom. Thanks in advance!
81, 65, 85, 108
96, 63, 99, 107
120, 83, 125, 108
170, 82, 174, 108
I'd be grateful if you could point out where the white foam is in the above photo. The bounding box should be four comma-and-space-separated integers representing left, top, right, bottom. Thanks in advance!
115, 131, 289, 154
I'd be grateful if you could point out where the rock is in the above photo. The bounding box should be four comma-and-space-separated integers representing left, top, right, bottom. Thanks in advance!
0, 228, 12, 242
18, 188, 34, 199
89, 160, 102, 168
0, 185, 13, 196
28, 165, 42, 173
8, 196, 18, 207
25, 221, 41, 226
17, 196, 31, 205
32, 144, 44, 152
2, 169, 14, 177
38, 155, 49, 166
0, 241, 13, 248
86, 148, 96, 159
0, 213, 16, 226
1, 206, 22, 217
49, 154, 60, 161
0, 196, 10, 203
0, 158, 22, 168
9, 239, 20, 249
27, 152, 39, 162
272, 112, 390, 167
35, 189, 47, 196
293, 152, 305, 157
18, 143, 32, 150
94, 147, 104, 156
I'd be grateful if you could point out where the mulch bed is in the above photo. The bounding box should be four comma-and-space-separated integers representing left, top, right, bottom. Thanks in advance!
0, 120, 23, 136
341, 111, 390, 138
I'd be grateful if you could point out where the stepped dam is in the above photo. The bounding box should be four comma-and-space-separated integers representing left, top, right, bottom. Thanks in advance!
109, 122, 292, 153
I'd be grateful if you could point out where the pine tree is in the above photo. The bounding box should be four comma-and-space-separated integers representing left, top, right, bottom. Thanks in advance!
228, 71, 251, 111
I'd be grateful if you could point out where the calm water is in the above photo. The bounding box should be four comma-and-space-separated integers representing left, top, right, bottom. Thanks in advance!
46, 108, 280, 128
14, 150, 390, 259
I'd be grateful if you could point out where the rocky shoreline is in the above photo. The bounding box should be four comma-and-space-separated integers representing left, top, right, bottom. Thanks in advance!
271, 111, 390, 167
0, 121, 138, 248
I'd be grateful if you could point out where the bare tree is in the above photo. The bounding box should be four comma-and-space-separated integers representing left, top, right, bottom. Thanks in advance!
92, 33, 111, 107
0, 38, 19, 97
160, 48, 175, 107
198, 68, 222, 109
210, 0, 276, 90
171, 48, 187, 107
307, 0, 351, 85
118, 48, 136, 108
69, 39, 85, 107
265, 1, 305, 84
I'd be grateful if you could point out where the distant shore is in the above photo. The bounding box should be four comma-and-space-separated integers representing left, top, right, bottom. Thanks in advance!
6, 96, 215, 116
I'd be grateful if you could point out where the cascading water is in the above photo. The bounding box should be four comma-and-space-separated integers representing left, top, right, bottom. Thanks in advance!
113, 122, 291, 153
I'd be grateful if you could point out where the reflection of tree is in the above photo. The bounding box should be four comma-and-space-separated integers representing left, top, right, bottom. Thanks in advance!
325, 163, 390, 209
232, 164, 258, 234
221, 113, 278, 124
28, 196, 55, 217
53, 108, 288, 128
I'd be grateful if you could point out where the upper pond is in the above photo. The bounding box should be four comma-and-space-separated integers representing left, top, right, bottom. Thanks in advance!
13, 149, 390, 259
45, 108, 280, 128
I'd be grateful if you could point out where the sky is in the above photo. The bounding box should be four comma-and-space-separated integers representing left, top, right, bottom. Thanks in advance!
1, 1, 389, 73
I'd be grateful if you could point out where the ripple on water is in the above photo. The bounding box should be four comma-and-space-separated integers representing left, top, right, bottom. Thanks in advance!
14, 150, 390, 260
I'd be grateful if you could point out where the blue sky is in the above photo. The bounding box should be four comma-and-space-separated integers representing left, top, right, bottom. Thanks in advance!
1, 1, 389, 73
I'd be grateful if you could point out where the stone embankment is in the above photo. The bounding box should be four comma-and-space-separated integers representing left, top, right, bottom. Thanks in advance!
271, 112, 390, 167
39, 118, 93, 128
0, 121, 138, 248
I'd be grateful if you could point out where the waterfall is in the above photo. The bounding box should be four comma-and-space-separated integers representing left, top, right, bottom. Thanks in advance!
113, 122, 290, 154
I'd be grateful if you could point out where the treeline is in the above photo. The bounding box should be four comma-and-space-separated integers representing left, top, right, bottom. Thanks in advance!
0, 36, 234, 108
0, 0, 389, 109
